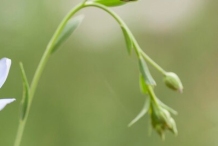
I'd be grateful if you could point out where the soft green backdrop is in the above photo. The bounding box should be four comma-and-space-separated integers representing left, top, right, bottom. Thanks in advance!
0, 0, 218, 146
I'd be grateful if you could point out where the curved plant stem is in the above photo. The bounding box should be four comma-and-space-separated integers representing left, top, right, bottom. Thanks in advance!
84, 2, 166, 75
13, 3, 85, 146
14, 2, 166, 146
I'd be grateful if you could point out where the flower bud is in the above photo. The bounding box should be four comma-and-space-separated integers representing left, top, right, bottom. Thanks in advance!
150, 102, 178, 139
164, 72, 183, 93
93, 0, 137, 7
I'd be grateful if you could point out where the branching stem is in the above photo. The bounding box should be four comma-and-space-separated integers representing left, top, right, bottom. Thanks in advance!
13, 2, 166, 146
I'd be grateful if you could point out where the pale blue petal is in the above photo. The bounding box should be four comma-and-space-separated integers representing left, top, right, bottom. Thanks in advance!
0, 98, 15, 111
0, 58, 11, 88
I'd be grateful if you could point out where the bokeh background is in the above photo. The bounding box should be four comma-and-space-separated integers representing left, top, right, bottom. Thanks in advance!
0, 0, 218, 145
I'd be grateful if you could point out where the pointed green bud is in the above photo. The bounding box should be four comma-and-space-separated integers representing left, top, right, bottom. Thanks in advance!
93, 0, 137, 7
168, 117, 178, 135
164, 72, 183, 93
150, 102, 178, 139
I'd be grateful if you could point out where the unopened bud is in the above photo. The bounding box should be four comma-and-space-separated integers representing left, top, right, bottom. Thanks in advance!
150, 102, 178, 139
164, 72, 183, 93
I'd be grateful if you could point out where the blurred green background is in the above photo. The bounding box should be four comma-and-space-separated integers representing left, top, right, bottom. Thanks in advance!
0, 0, 218, 145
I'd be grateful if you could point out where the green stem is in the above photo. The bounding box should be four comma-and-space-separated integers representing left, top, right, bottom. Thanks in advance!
140, 50, 166, 75
84, 2, 166, 75
147, 85, 159, 107
13, 2, 85, 146
14, 2, 166, 146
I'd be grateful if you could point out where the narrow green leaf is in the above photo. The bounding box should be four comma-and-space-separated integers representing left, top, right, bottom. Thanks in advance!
19, 62, 30, 120
128, 98, 150, 127
93, 0, 138, 7
121, 26, 133, 55
93, 0, 126, 7
139, 74, 148, 94
51, 15, 84, 54
138, 56, 156, 86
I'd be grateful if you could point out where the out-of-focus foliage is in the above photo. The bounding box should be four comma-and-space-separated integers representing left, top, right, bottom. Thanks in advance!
0, 0, 218, 146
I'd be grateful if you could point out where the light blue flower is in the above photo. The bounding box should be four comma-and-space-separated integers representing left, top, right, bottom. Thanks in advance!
0, 98, 15, 111
0, 58, 15, 111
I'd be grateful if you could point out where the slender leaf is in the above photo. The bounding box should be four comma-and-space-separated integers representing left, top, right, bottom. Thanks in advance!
19, 62, 30, 120
93, 0, 125, 7
139, 74, 149, 94
121, 26, 133, 55
51, 15, 84, 53
128, 98, 150, 127
138, 56, 156, 86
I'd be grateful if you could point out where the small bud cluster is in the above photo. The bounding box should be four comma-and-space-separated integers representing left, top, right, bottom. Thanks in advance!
129, 60, 182, 138
150, 101, 177, 139
146, 84, 178, 138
